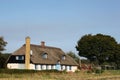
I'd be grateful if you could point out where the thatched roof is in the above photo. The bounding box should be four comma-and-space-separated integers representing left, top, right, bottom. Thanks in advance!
10, 44, 78, 66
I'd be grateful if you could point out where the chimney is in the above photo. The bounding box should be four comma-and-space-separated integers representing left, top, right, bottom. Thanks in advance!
41, 41, 45, 48
25, 36, 30, 69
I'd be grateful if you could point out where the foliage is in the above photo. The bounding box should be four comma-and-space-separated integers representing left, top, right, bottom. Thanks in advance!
0, 37, 8, 68
81, 59, 90, 64
87, 69, 104, 74
0, 69, 37, 74
95, 69, 104, 74
0, 53, 10, 68
76, 34, 120, 68
0, 37, 7, 53
112, 44, 120, 69
0, 69, 65, 74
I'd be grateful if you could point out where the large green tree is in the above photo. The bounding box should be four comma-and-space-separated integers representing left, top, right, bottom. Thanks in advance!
76, 34, 118, 66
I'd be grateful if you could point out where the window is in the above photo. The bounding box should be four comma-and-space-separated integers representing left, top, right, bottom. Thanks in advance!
16, 56, 24, 60
51, 65, 55, 69
61, 65, 65, 70
16, 56, 19, 60
62, 55, 66, 60
41, 65, 46, 70
35, 64, 39, 70
43, 65, 46, 70
57, 60, 60, 64
42, 53, 48, 59
65, 66, 72, 71
30, 50, 33, 55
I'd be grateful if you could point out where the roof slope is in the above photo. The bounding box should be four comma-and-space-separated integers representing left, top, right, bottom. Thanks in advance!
10, 44, 78, 66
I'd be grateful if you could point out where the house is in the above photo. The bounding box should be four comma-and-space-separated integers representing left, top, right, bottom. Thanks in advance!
7, 37, 78, 72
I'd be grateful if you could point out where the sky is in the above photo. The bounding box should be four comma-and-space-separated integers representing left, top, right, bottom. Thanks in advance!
0, 0, 120, 54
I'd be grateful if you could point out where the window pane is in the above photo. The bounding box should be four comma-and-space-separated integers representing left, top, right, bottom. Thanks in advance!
16, 56, 19, 60
42, 53, 47, 59
16, 56, 24, 60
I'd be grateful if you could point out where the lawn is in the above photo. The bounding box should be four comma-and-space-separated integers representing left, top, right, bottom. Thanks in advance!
0, 69, 120, 80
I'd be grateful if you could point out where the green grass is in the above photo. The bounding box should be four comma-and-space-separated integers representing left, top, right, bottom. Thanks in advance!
0, 69, 120, 80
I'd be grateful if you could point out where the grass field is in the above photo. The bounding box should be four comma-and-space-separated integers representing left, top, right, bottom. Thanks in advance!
0, 69, 120, 80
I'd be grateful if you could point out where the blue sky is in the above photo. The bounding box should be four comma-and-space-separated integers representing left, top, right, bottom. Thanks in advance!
0, 0, 120, 54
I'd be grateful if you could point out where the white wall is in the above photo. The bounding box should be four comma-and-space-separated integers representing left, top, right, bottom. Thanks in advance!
62, 65, 66, 70
47, 65, 51, 70
39, 65, 41, 70
66, 66, 70, 71
61, 65, 78, 72
7, 63, 25, 69
53, 65, 56, 69
30, 64, 35, 70
7, 63, 35, 70
42, 65, 46, 70
71, 66, 77, 72
7, 63, 78, 72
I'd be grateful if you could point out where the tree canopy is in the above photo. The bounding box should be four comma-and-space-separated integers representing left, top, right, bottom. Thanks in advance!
0, 37, 7, 68
76, 34, 120, 68
0, 37, 7, 53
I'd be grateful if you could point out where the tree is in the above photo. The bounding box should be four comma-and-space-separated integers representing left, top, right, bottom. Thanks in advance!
0, 53, 10, 68
0, 37, 7, 53
0, 37, 7, 68
76, 34, 118, 66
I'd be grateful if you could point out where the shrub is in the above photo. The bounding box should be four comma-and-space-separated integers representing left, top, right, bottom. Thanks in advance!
0, 69, 37, 74
95, 69, 104, 74
0, 69, 66, 74
87, 68, 104, 74
75, 70, 80, 73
